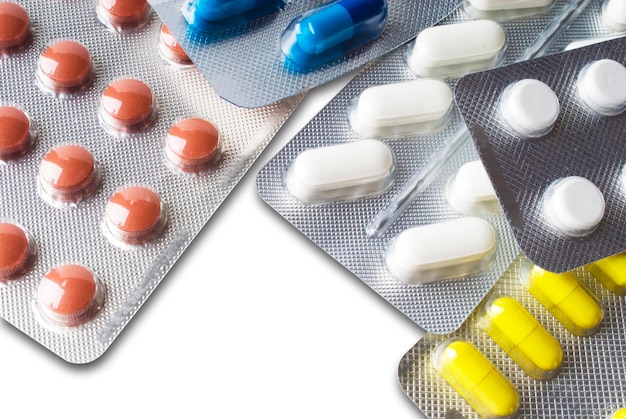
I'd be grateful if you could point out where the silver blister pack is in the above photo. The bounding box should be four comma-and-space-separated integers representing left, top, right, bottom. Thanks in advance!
148, 0, 463, 107
399, 253, 626, 418
0, 0, 302, 363
455, 37, 626, 273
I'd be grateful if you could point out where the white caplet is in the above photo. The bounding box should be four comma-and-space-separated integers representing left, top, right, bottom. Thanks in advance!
467, 0, 553, 11
603, 0, 626, 31
446, 160, 502, 215
500, 79, 560, 138
286, 139, 394, 204
578, 59, 626, 116
386, 217, 497, 284
544, 176, 605, 237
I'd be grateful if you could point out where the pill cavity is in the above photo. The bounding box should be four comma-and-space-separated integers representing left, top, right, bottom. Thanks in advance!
479, 296, 563, 380
603, 0, 626, 31
0, 105, 35, 162
578, 59, 626, 116
386, 217, 497, 284
281, 0, 388, 69
446, 160, 501, 215
0, 2, 31, 56
0, 222, 36, 282
586, 252, 626, 296
521, 265, 604, 336
99, 78, 157, 137
349, 79, 453, 138
36, 40, 94, 98
433, 339, 519, 419
467, 0, 553, 11
543, 176, 604, 238
286, 139, 394, 204
37, 264, 105, 327
97, 0, 152, 33
407, 20, 506, 77
500, 79, 560, 138
182, 0, 284, 33
158, 24, 192, 67
165, 117, 222, 173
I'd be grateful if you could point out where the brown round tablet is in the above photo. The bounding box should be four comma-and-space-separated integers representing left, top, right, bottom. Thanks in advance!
38, 145, 100, 205
105, 186, 167, 245
0, 106, 34, 160
0, 2, 31, 55
0, 222, 35, 282
37, 264, 104, 327
36, 40, 94, 96
158, 24, 192, 66
99, 79, 156, 136
165, 118, 221, 173
97, 0, 151, 33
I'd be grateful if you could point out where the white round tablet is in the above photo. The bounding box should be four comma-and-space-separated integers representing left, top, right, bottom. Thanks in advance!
603, 0, 626, 31
501, 79, 560, 138
544, 176, 605, 237
578, 59, 626, 116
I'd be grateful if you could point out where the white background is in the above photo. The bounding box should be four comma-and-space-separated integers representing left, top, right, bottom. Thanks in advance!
0, 74, 427, 418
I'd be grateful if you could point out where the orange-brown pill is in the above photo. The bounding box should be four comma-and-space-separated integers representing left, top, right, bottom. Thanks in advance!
158, 24, 192, 66
0, 105, 34, 161
37, 264, 104, 327
0, 2, 31, 56
97, 0, 151, 33
165, 118, 221, 173
36, 40, 94, 97
0, 222, 35, 282
99, 78, 156, 137
38, 145, 101, 206
104, 186, 167, 246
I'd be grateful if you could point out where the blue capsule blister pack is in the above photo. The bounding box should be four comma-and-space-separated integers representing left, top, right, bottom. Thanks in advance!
148, 0, 463, 107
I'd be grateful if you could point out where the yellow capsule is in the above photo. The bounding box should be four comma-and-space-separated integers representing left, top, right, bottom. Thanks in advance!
433, 339, 519, 419
521, 265, 603, 336
586, 252, 626, 296
479, 296, 562, 380
612, 408, 626, 419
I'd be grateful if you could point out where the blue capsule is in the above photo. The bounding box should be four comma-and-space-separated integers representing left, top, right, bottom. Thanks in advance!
182, 0, 284, 33
281, 0, 388, 69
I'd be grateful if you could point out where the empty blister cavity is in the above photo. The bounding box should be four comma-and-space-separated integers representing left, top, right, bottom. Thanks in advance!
446, 160, 501, 216
158, 24, 192, 67
97, 0, 152, 33
586, 252, 626, 296
500, 79, 559, 138
578, 59, 626, 116
543, 176, 605, 238
386, 217, 497, 285
433, 339, 520, 419
521, 264, 603, 336
0, 2, 31, 57
35, 40, 95, 98
407, 20, 506, 78
281, 0, 388, 69
36, 264, 105, 328
164, 117, 222, 173
182, 0, 284, 33
0, 222, 36, 283
348, 79, 453, 138
603, 0, 626, 31
285, 139, 394, 204
99, 78, 157, 137
0, 105, 36, 162
479, 296, 562, 380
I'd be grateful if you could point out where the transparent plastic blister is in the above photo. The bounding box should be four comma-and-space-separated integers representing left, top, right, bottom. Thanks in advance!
148, 0, 463, 107
455, 37, 626, 273
399, 253, 625, 418
257, 0, 586, 333
0, 0, 302, 363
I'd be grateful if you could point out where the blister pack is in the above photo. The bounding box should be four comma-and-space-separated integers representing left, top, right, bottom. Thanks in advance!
0, 0, 301, 363
455, 36, 626, 273
147, 0, 463, 107
399, 252, 626, 418
256, 0, 594, 334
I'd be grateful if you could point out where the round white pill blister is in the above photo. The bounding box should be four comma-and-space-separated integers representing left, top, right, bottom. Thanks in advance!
602, 0, 626, 31
500, 79, 560, 138
446, 160, 502, 215
544, 176, 605, 237
578, 59, 626, 116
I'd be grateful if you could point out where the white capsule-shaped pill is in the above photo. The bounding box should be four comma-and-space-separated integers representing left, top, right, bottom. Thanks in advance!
578, 59, 626, 116
286, 139, 394, 204
500, 79, 560, 138
446, 160, 502, 215
349, 79, 453, 138
407, 20, 506, 77
467, 0, 553, 11
603, 0, 626, 31
544, 176, 605, 237
386, 217, 497, 284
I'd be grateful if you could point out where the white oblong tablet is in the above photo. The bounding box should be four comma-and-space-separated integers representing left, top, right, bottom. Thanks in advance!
407, 20, 506, 77
386, 217, 497, 284
286, 139, 394, 204
446, 160, 502, 215
500, 79, 560, 138
603, 0, 626, 31
467, 0, 553, 11
544, 176, 605, 237
349, 79, 453, 138
578, 59, 626, 116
